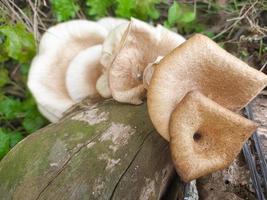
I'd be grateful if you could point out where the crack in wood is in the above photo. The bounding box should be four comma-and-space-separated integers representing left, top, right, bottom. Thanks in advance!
109, 130, 154, 200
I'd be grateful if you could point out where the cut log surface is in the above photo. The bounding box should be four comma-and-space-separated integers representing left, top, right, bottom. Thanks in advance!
0, 100, 187, 200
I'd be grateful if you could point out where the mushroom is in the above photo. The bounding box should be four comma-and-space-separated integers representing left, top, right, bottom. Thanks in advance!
100, 22, 129, 70
143, 56, 163, 89
107, 18, 185, 104
96, 72, 112, 98
97, 17, 128, 32
148, 34, 267, 141
65, 45, 103, 102
28, 20, 108, 122
96, 22, 129, 98
169, 91, 257, 182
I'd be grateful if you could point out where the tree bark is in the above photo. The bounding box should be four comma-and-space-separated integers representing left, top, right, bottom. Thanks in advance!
0, 100, 188, 200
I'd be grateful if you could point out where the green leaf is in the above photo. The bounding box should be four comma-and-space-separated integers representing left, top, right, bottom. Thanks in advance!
163, 21, 171, 28
9, 132, 23, 148
22, 108, 47, 133
86, 0, 115, 18
0, 97, 23, 119
21, 96, 47, 133
167, 2, 196, 28
20, 63, 30, 84
136, 0, 160, 20
0, 67, 9, 87
134, 0, 160, 20
180, 11, 195, 23
51, 0, 79, 22
115, 0, 135, 18
0, 24, 36, 63
167, 1, 181, 26
0, 34, 9, 62
115, 0, 160, 20
0, 129, 10, 160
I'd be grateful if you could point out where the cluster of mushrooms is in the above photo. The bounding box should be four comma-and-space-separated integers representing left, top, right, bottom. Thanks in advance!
28, 17, 267, 182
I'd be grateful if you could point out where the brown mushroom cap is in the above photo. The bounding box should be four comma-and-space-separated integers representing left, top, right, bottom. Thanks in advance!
109, 18, 185, 104
148, 34, 267, 141
169, 91, 257, 182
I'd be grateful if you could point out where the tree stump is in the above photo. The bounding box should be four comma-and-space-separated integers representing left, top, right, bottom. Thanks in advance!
0, 100, 190, 200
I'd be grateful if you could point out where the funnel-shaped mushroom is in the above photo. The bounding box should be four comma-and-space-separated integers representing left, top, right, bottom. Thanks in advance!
108, 18, 186, 104
148, 34, 267, 141
169, 91, 257, 182
65, 45, 103, 102
28, 20, 108, 122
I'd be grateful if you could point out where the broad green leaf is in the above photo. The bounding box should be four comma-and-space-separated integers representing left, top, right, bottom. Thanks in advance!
51, 0, 79, 22
86, 0, 115, 18
0, 24, 35, 63
0, 68, 9, 87
0, 129, 10, 160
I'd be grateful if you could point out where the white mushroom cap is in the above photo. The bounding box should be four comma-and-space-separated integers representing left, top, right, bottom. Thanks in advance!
38, 105, 58, 123
96, 22, 129, 99
96, 72, 112, 98
28, 20, 108, 122
108, 18, 186, 104
97, 17, 128, 32
66, 45, 103, 102
100, 22, 129, 69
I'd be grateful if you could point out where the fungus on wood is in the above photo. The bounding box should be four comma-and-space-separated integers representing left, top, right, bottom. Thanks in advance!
28, 20, 108, 122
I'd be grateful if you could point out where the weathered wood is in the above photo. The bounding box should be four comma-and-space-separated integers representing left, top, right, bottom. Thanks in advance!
0, 100, 185, 200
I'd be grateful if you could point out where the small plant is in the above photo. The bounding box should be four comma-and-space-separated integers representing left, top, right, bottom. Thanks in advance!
0, 22, 48, 159
164, 1, 204, 34
51, 0, 80, 22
